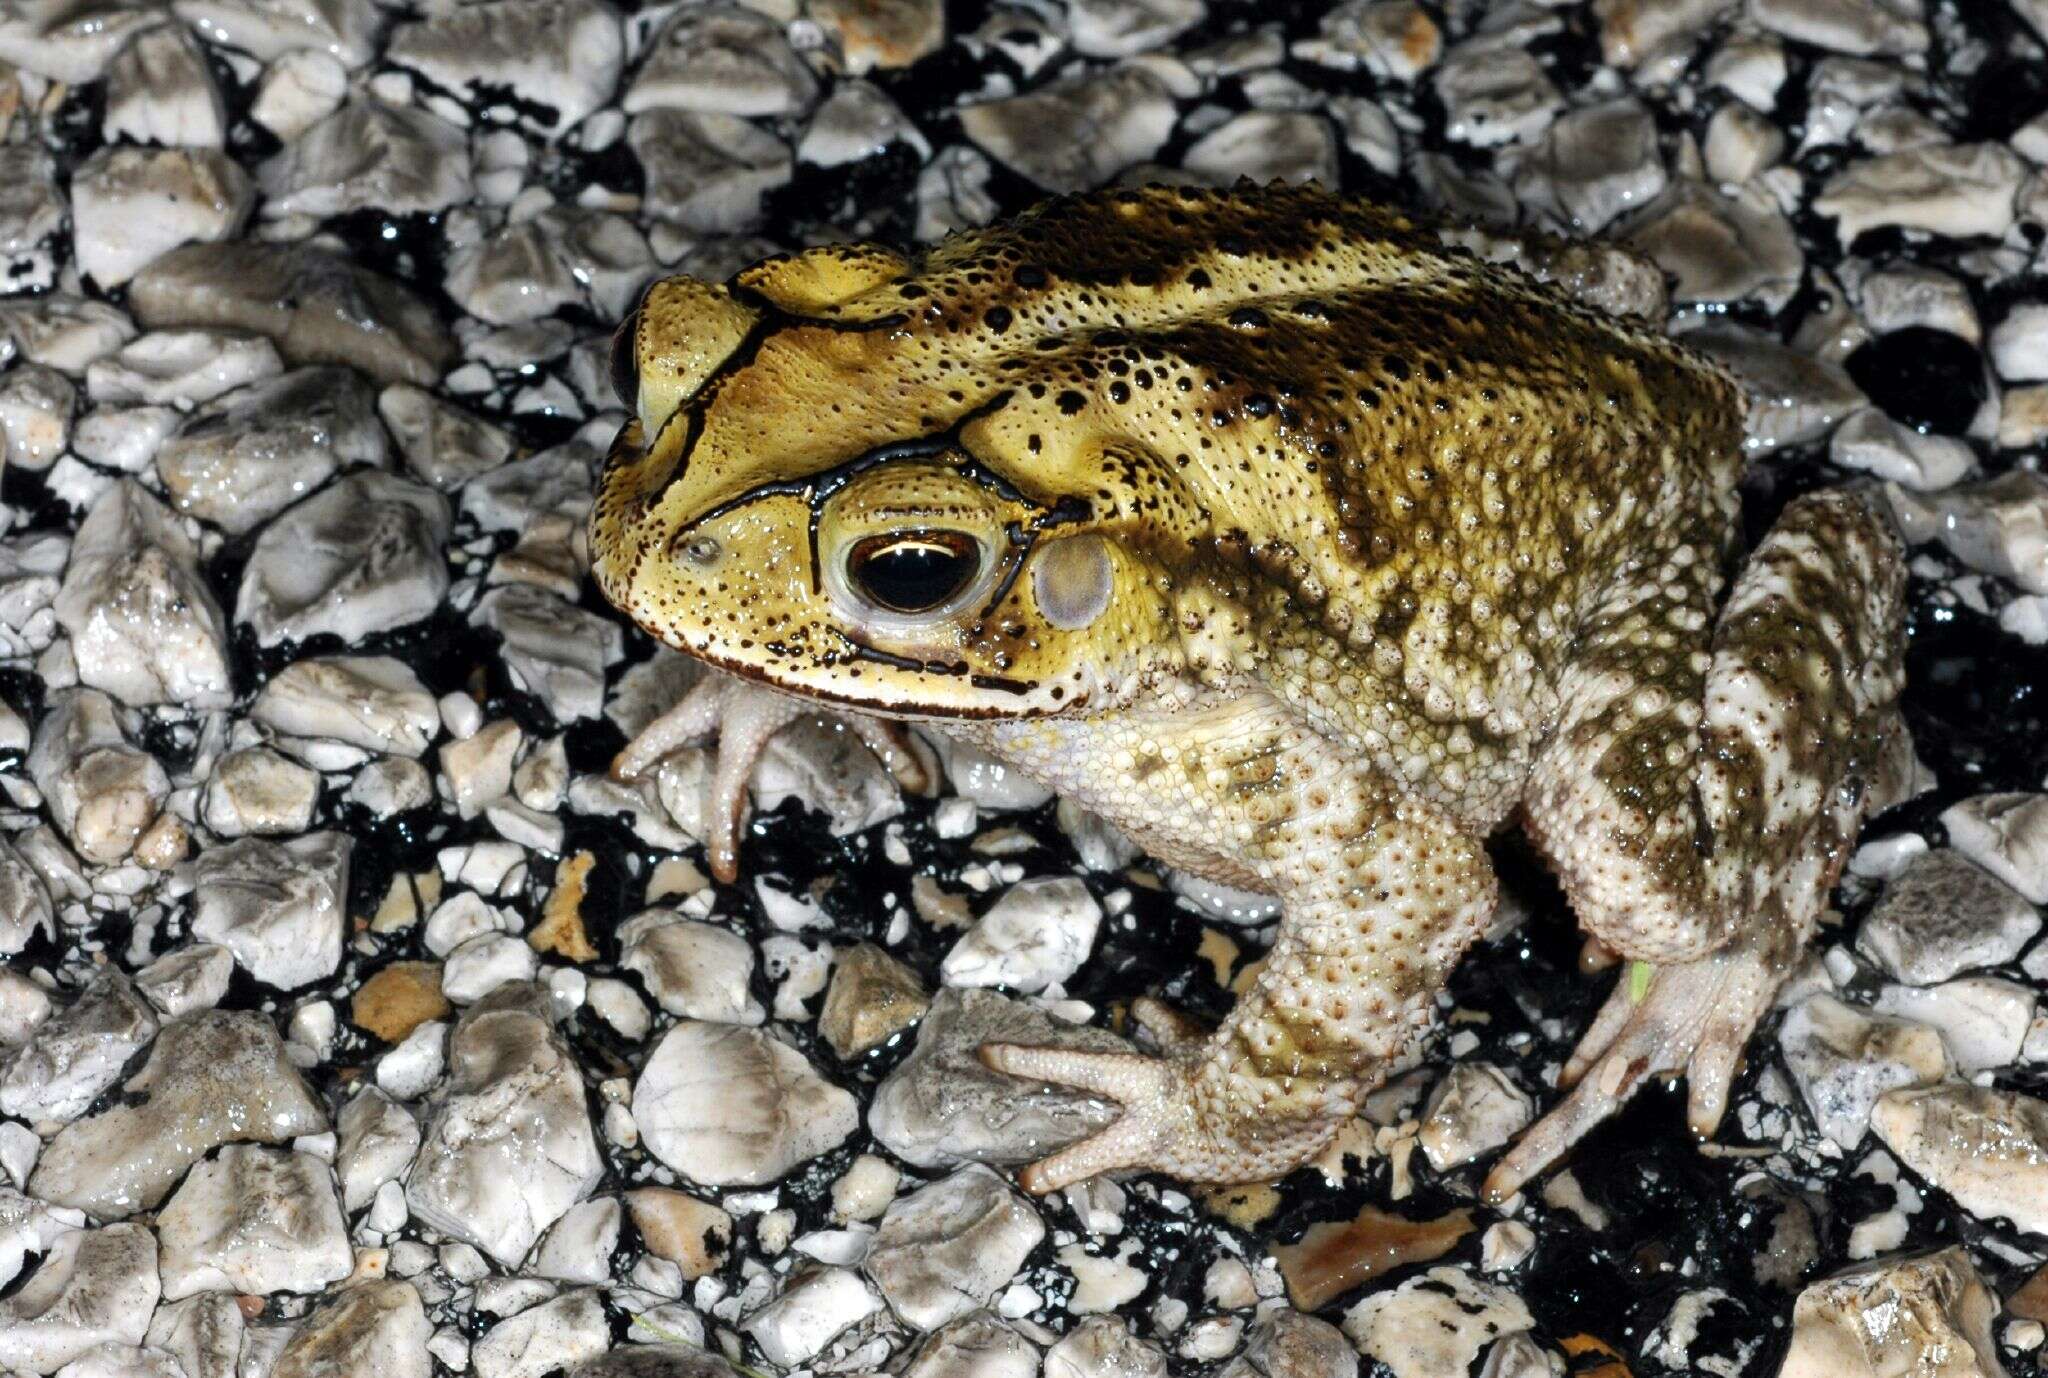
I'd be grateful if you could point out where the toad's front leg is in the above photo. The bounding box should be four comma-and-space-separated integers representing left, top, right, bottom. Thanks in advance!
978, 703, 1496, 1192
613, 669, 932, 883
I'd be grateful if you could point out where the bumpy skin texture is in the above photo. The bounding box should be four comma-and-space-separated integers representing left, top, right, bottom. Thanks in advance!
591, 183, 1909, 1197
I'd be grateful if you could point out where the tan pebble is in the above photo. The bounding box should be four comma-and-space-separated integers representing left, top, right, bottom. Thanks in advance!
530, 851, 599, 962
819, 943, 929, 1060
350, 962, 449, 1043
627, 1188, 733, 1279
1271, 1203, 1473, 1310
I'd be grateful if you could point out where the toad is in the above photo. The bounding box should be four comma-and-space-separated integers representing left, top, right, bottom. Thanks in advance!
592, 183, 1910, 1199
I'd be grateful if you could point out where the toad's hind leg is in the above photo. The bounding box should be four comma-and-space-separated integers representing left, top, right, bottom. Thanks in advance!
1495, 487, 1908, 1198
978, 697, 1497, 1192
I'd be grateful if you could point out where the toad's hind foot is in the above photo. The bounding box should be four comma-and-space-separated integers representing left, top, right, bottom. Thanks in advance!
979, 1035, 1344, 1194
612, 670, 931, 883
1480, 927, 1785, 1202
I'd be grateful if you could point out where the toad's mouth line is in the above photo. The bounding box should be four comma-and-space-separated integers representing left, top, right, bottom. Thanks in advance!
673, 630, 1046, 718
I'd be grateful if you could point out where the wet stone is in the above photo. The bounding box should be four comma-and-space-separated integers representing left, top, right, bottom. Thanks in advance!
1682, 321, 1866, 454
1068, 0, 1206, 57
1342, 1265, 1534, 1377
0, 295, 134, 374
133, 945, 235, 1020
470, 583, 621, 724
1991, 304, 2048, 384
1871, 1084, 2048, 1234
1779, 1247, 2005, 1378
618, 912, 763, 1024
104, 24, 226, 149
1747, 0, 1928, 57
1181, 112, 1338, 188
27, 688, 169, 866
1814, 142, 2030, 245
633, 1019, 858, 1186
1512, 97, 1665, 234
0, 972, 156, 1127
807, 0, 946, 73
1893, 478, 2048, 596
528, 1197, 619, 1285
387, 0, 624, 138
443, 208, 654, 328
86, 330, 284, 410
0, 145, 64, 294
869, 987, 1127, 1170
959, 67, 1180, 192
0, 837, 56, 957
201, 746, 321, 837
901, 1313, 1038, 1378
0, 1223, 159, 1375
471, 1289, 609, 1378
628, 110, 793, 235
865, 1164, 1045, 1331
797, 81, 932, 169
625, 5, 819, 119
336, 1087, 421, 1214
743, 1266, 886, 1370
155, 1145, 352, 1299
269, 1281, 431, 1378
236, 471, 451, 647
820, 941, 930, 1058
1779, 992, 1953, 1149
27, 1010, 328, 1219
129, 242, 456, 388
566, 1346, 740, 1378
1827, 408, 1975, 490
1871, 976, 2033, 1074
1433, 45, 1562, 148
1857, 848, 2040, 984
146, 1294, 247, 1378
53, 480, 231, 710
258, 100, 473, 219
170, 0, 383, 68
1215, 1310, 1358, 1378
0, 532, 67, 660
250, 655, 440, 764
406, 984, 603, 1266
1417, 1062, 1534, 1170
0, 363, 74, 472
0, 1, 168, 84
252, 49, 349, 142
190, 832, 352, 991
68, 146, 253, 291
154, 366, 389, 535
1622, 181, 1803, 311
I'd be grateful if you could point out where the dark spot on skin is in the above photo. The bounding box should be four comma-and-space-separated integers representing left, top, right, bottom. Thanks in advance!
1229, 307, 1269, 330
985, 306, 1013, 333
1016, 264, 1048, 288
1384, 355, 1411, 381
1057, 390, 1087, 415
1109, 382, 1130, 404
1187, 267, 1212, 290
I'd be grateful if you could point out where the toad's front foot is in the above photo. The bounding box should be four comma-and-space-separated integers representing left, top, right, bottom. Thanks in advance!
1482, 927, 1789, 1201
612, 670, 931, 883
981, 998, 1345, 1194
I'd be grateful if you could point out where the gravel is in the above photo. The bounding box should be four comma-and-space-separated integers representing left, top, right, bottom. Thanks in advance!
0, 0, 2045, 1374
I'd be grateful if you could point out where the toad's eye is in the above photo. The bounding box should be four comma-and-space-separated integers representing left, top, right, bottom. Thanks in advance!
609, 306, 641, 412
846, 530, 981, 614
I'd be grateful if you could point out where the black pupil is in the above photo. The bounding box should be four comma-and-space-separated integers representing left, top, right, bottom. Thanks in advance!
850, 532, 979, 613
